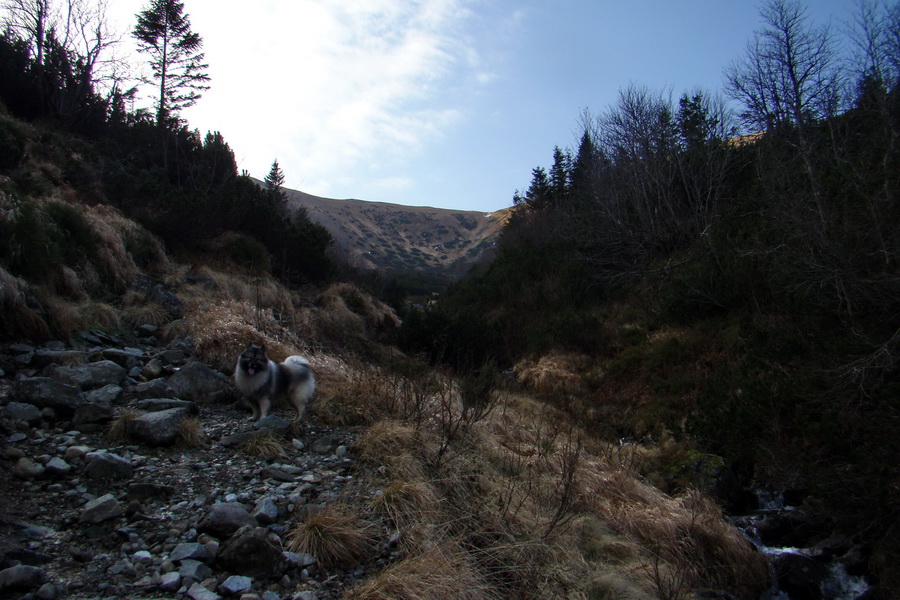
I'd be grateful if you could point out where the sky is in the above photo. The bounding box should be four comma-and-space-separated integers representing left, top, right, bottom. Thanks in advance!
107, 0, 862, 212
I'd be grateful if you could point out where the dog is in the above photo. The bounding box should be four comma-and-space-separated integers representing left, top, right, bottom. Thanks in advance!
233, 342, 316, 421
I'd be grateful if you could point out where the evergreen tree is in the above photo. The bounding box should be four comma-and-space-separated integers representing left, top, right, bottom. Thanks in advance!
548, 146, 571, 206
264, 158, 286, 205
133, 0, 209, 127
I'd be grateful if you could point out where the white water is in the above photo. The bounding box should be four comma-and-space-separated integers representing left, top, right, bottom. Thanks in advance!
731, 492, 870, 600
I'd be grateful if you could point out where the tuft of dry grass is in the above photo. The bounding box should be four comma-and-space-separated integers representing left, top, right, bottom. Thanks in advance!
122, 302, 169, 328
285, 504, 372, 568
177, 417, 207, 448
344, 544, 493, 600
512, 352, 594, 396
0, 267, 50, 340
240, 431, 285, 459
371, 480, 439, 528
353, 420, 422, 467
315, 366, 396, 426
107, 409, 141, 444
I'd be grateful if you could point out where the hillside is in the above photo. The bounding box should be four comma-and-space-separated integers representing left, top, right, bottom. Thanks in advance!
281, 187, 509, 280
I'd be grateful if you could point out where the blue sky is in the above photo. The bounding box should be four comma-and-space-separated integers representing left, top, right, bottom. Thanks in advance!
110, 0, 861, 212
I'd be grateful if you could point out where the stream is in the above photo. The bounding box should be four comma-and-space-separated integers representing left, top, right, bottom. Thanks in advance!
730, 491, 871, 600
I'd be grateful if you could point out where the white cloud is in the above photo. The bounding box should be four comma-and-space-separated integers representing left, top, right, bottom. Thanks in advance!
154, 0, 484, 199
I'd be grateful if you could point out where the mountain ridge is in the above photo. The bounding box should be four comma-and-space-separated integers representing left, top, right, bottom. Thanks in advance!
277, 184, 511, 281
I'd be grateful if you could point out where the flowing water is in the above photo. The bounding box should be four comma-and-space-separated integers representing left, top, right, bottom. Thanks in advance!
730, 491, 870, 600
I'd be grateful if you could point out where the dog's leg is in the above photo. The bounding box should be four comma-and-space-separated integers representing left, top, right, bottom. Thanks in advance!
250, 400, 260, 421
257, 396, 272, 420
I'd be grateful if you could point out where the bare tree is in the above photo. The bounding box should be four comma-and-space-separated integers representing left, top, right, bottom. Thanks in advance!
725, 0, 844, 225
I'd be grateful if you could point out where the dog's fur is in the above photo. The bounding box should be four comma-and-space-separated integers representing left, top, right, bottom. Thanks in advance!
233, 343, 316, 421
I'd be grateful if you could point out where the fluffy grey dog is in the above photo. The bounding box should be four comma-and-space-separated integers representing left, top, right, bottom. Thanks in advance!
233, 342, 316, 421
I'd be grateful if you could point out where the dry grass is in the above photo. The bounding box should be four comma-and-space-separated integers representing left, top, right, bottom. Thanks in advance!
512, 352, 594, 396
177, 417, 207, 448
240, 431, 286, 459
107, 409, 141, 444
315, 365, 397, 426
370, 480, 439, 528
285, 504, 372, 568
0, 266, 51, 340
344, 544, 493, 600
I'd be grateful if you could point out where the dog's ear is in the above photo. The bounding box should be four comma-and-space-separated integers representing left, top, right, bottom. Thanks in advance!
259, 343, 266, 353
245, 341, 254, 350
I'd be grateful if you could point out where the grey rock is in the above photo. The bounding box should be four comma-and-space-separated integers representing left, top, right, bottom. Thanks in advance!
137, 398, 199, 413
12, 377, 85, 416
72, 402, 114, 426
170, 542, 213, 563
159, 571, 181, 591
198, 503, 256, 540
178, 559, 212, 581
187, 582, 222, 600
130, 276, 184, 320
0, 564, 46, 592
168, 361, 234, 404
13, 457, 45, 479
142, 357, 164, 379
253, 498, 279, 525
216, 527, 285, 579
4, 401, 43, 424
253, 415, 291, 436
84, 451, 133, 480
127, 481, 174, 501
44, 457, 72, 476
135, 378, 176, 399
30, 349, 84, 369
35, 582, 58, 599
159, 348, 186, 365
44, 360, 126, 390
293, 592, 318, 600
84, 383, 123, 404
311, 436, 336, 455
218, 575, 253, 595
282, 551, 316, 568
101, 347, 145, 368
124, 407, 191, 447
219, 432, 256, 448
80, 493, 124, 524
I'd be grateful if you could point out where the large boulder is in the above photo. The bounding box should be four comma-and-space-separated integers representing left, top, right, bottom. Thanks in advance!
198, 503, 256, 540
12, 378, 85, 416
215, 526, 285, 579
43, 360, 126, 390
168, 362, 234, 404
124, 407, 192, 447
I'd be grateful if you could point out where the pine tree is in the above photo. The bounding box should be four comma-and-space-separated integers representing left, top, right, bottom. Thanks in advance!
133, 0, 209, 127
264, 159, 285, 191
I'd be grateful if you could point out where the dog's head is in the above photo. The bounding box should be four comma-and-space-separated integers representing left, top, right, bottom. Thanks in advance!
238, 343, 268, 376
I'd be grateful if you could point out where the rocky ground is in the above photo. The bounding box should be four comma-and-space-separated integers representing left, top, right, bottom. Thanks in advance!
0, 328, 389, 600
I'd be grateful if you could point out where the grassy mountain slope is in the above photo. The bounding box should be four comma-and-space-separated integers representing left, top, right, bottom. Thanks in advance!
282, 186, 509, 280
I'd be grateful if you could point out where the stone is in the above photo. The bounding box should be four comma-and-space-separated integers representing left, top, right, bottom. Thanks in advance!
159, 571, 181, 591
773, 552, 829, 600
84, 383, 123, 405
44, 457, 72, 477
142, 357, 165, 379
12, 378, 85, 416
130, 276, 184, 320
43, 360, 126, 390
135, 378, 176, 399
13, 457, 45, 479
101, 347, 145, 368
311, 436, 336, 455
80, 493, 124, 524
292, 592, 318, 600
218, 575, 253, 595
187, 582, 222, 600
30, 349, 84, 369
0, 564, 46, 592
198, 503, 256, 540
72, 402, 114, 426
253, 415, 291, 436
84, 451, 133, 480
137, 398, 199, 413
124, 407, 192, 447
34, 582, 58, 599
253, 498, 279, 525
4, 401, 43, 424
170, 542, 213, 563
168, 361, 234, 404
216, 527, 285, 579
178, 559, 212, 581
127, 481, 175, 501
282, 552, 316, 569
